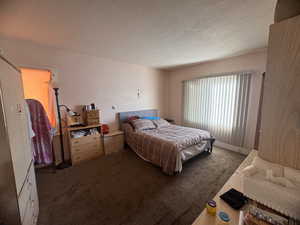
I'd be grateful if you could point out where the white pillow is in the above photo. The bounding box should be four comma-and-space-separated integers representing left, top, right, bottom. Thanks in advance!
152, 119, 170, 128
131, 119, 156, 131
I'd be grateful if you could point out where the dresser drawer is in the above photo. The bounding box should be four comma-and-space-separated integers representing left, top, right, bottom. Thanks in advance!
85, 110, 99, 118
28, 163, 39, 220
72, 149, 102, 165
71, 141, 102, 155
23, 193, 37, 225
22, 202, 34, 225
19, 162, 39, 225
22, 193, 38, 225
71, 134, 101, 147
18, 175, 31, 222
71, 139, 104, 165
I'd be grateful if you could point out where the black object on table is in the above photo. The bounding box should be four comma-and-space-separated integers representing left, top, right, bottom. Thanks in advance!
220, 188, 248, 210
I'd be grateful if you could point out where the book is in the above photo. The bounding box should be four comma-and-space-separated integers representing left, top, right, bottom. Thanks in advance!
238, 202, 296, 225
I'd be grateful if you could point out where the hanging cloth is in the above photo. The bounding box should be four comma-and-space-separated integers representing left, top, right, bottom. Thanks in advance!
26, 99, 54, 165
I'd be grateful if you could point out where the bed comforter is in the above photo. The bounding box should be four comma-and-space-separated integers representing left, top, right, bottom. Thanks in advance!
124, 124, 212, 174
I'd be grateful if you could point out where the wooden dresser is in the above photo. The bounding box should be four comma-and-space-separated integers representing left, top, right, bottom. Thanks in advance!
67, 124, 104, 165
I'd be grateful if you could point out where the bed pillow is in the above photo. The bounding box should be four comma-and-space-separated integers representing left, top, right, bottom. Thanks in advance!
152, 118, 170, 128
125, 116, 139, 128
131, 119, 156, 131
126, 116, 140, 123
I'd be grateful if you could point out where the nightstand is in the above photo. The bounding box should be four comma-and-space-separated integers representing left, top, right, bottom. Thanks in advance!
103, 130, 124, 155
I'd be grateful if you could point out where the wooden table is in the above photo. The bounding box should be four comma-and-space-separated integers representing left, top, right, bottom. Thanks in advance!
192, 150, 257, 225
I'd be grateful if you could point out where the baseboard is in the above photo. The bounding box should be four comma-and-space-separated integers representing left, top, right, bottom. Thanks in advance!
214, 140, 250, 155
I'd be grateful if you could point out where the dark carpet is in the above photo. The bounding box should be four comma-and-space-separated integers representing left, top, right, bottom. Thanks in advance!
37, 147, 245, 225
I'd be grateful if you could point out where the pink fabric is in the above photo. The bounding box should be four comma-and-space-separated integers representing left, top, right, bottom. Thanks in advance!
26, 99, 53, 165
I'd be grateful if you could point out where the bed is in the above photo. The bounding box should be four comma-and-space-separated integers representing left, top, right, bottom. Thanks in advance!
118, 109, 215, 175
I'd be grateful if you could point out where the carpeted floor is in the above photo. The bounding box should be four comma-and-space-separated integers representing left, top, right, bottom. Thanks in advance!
37, 147, 245, 225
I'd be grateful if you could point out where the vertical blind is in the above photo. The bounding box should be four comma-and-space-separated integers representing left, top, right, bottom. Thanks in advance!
183, 72, 251, 147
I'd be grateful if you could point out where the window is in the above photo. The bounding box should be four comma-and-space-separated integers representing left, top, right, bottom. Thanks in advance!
21, 68, 56, 127
183, 72, 251, 147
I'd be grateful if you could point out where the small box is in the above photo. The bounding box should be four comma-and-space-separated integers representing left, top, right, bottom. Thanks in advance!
67, 115, 83, 127
83, 109, 100, 125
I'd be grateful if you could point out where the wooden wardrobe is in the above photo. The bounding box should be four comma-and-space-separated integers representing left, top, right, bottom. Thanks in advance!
258, 14, 300, 169
0, 55, 39, 225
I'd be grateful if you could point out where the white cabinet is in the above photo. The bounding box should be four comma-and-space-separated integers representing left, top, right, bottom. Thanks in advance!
19, 162, 39, 225
258, 15, 300, 169
0, 56, 39, 225
0, 58, 32, 194
104, 130, 124, 155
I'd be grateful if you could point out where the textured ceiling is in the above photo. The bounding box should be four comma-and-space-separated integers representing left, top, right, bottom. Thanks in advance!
0, 0, 276, 69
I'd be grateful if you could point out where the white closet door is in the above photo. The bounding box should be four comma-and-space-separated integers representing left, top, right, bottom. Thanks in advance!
258, 15, 300, 169
0, 58, 33, 194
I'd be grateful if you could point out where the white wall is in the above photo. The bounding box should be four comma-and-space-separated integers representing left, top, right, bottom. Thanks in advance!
166, 50, 267, 152
0, 36, 267, 153
0, 37, 168, 130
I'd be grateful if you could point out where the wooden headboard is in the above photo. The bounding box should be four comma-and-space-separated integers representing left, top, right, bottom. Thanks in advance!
118, 109, 158, 129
